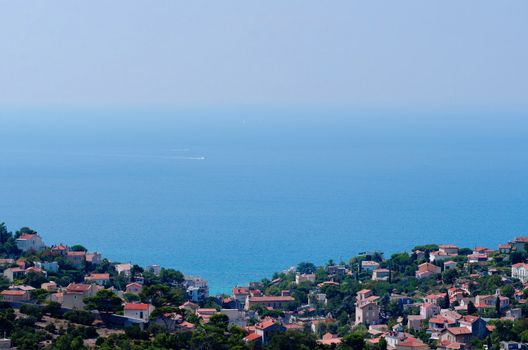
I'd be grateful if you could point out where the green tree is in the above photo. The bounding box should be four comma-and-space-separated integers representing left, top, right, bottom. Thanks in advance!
70, 245, 87, 252
209, 313, 229, 330
297, 262, 316, 274
84, 289, 123, 314
467, 301, 477, 315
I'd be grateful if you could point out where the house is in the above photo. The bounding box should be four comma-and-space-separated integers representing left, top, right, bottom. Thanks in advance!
424, 293, 447, 306
458, 315, 487, 339
510, 237, 528, 253
317, 333, 342, 346
428, 315, 456, 335
243, 332, 263, 345
86, 252, 103, 265
15, 233, 45, 252
62, 283, 98, 310
512, 263, 528, 283
254, 320, 286, 345
233, 287, 250, 307
420, 303, 441, 319
84, 273, 110, 285
220, 308, 247, 327
66, 251, 86, 268
145, 264, 161, 276
115, 263, 133, 277
3, 267, 25, 282
126, 282, 143, 295
179, 301, 199, 314
444, 261, 457, 270
416, 263, 441, 279
34, 261, 59, 273
499, 244, 512, 254
187, 285, 208, 303
50, 244, 69, 256
295, 273, 316, 285
245, 295, 295, 310
385, 332, 430, 350
355, 289, 380, 326
390, 293, 413, 306
326, 265, 347, 276
439, 245, 459, 256
0, 289, 30, 302
184, 276, 209, 303
362, 261, 380, 271
196, 308, 217, 323
475, 294, 509, 311
467, 253, 488, 264
408, 315, 425, 331
25, 266, 47, 277
372, 268, 390, 281
124, 303, 155, 321
308, 292, 328, 306
41, 281, 58, 292
430, 251, 454, 262
439, 327, 472, 345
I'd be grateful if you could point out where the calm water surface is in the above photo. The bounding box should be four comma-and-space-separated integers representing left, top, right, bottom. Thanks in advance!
1, 108, 527, 293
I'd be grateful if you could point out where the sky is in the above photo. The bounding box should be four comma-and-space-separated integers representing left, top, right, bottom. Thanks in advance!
0, 1, 527, 108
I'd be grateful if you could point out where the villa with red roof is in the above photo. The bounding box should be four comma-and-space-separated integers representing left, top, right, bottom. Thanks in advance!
416, 263, 441, 279
124, 303, 155, 321
84, 273, 111, 285
62, 283, 98, 310
15, 233, 45, 252
0, 289, 30, 302
244, 295, 295, 310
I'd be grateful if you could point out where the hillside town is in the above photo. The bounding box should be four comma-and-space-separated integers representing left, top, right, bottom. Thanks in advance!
0, 223, 528, 350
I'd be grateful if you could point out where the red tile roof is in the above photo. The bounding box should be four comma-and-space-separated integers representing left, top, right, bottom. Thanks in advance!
255, 320, 277, 330
249, 296, 294, 302
1, 290, 27, 296
66, 283, 92, 293
85, 273, 110, 280
244, 333, 261, 342
447, 327, 472, 335
124, 303, 150, 311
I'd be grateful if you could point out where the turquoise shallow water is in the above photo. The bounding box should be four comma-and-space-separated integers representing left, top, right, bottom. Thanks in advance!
1, 108, 528, 294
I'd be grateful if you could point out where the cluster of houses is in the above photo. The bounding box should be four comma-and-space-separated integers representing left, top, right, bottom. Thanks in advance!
217, 237, 528, 348
3, 232, 528, 349
0, 233, 209, 327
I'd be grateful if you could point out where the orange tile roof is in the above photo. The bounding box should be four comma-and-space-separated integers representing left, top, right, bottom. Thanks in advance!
124, 303, 150, 311
85, 273, 110, 280
244, 333, 261, 342
1, 290, 26, 296
249, 296, 294, 302
66, 283, 92, 293
447, 327, 472, 335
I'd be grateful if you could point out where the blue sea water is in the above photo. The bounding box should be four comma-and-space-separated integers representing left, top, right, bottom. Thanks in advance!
1, 107, 528, 294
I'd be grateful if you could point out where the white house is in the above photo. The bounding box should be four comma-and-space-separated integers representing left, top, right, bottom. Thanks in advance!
512, 263, 528, 283
115, 263, 133, 277
124, 303, 155, 321
16, 233, 45, 252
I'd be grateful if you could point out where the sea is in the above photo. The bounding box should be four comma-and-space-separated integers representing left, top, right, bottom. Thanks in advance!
1, 107, 527, 294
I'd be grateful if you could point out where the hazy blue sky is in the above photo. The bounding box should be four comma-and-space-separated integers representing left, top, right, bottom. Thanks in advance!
0, 1, 527, 108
